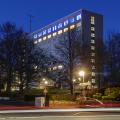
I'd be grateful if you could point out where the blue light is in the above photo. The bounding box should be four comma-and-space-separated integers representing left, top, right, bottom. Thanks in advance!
76, 14, 81, 20
58, 23, 62, 29
64, 20, 68, 26
70, 18, 75, 23
52, 26, 57, 31
38, 32, 42, 37
43, 30, 47, 35
33, 34, 37, 39
48, 28, 51, 33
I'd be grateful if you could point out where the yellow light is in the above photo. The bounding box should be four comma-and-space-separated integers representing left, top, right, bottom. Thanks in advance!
44, 81, 48, 85
76, 22, 81, 27
70, 25, 75, 29
58, 30, 62, 34
79, 71, 85, 77
34, 40, 38, 44
38, 38, 42, 42
58, 65, 63, 69
48, 34, 51, 39
53, 66, 57, 70
43, 36, 46, 40
73, 79, 76, 82
64, 28, 68, 32
53, 32, 57, 36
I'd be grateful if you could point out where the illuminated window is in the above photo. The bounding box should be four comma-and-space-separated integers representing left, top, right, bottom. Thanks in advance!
48, 34, 51, 39
53, 26, 57, 31
43, 36, 46, 40
91, 39, 95, 44
58, 23, 62, 29
48, 68, 52, 71
91, 53, 95, 57
48, 28, 51, 33
34, 40, 38, 44
91, 79, 96, 83
76, 14, 81, 20
43, 30, 47, 35
53, 66, 57, 70
91, 46, 95, 50
53, 32, 57, 36
92, 72, 95, 77
58, 30, 62, 34
91, 59, 95, 63
38, 32, 42, 37
91, 33, 95, 37
76, 22, 81, 27
64, 28, 68, 32
91, 27, 95, 31
70, 18, 75, 23
91, 16, 95, 25
33, 34, 37, 39
38, 38, 42, 42
70, 25, 75, 29
64, 20, 68, 26
92, 66, 96, 70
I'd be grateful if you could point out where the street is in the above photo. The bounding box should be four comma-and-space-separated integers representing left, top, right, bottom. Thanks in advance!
0, 108, 120, 120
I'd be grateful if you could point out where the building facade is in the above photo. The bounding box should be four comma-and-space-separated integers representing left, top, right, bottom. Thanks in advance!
30, 9, 103, 89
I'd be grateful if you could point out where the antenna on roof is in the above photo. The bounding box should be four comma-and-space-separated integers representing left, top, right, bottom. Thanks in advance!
28, 14, 34, 33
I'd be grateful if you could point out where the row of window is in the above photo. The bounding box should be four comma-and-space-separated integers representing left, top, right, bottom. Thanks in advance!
33, 14, 82, 39
90, 16, 96, 84
34, 23, 81, 44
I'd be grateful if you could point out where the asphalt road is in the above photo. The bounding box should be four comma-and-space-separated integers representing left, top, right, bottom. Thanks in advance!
0, 111, 120, 120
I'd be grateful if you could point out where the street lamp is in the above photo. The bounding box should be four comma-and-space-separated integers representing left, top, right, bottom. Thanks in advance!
78, 70, 86, 100
72, 79, 76, 95
78, 71, 85, 83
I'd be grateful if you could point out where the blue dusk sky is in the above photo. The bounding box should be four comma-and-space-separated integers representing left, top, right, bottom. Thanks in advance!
0, 0, 120, 40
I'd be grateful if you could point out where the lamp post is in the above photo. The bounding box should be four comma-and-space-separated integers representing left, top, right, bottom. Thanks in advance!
78, 70, 86, 100
44, 80, 48, 106
78, 71, 85, 83
73, 79, 76, 95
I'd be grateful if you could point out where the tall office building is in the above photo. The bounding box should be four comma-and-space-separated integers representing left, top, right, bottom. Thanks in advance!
30, 9, 103, 88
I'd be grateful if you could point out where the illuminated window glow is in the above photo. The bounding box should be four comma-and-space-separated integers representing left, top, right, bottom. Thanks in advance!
91, 53, 95, 56
70, 25, 75, 29
64, 28, 68, 32
91, 16, 95, 25
34, 40, 38, 44
48, 34, 52, 39
43, 36, 46, 40
76, 14, 81, 20
33, 34, 37, 39
91, 33, 95, 37
92, 66, 96, 70
91, 59, 95, 63
91, 46, 95, 50
91, 79, 96, 83
43, 30, 47, 35
38, 38, 42, 42
58, 23, 62, 29
53, 26, 57, 31
53, 32, 57, 36
70, 18, 75, 23
91, 27, 95, 31
58, 30, 62, 34
38, 32, 42, 37
64, 20, 68, 26
76, 22, 81, 27
91, 39, 95, 44
91, 72, 95, 76
48, 28, 51, 33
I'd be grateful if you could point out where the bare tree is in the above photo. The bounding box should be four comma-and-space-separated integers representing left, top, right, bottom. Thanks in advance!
55, 29, 83, 94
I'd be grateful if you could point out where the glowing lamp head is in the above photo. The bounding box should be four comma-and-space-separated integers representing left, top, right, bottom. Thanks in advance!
79, 71, 85, 77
